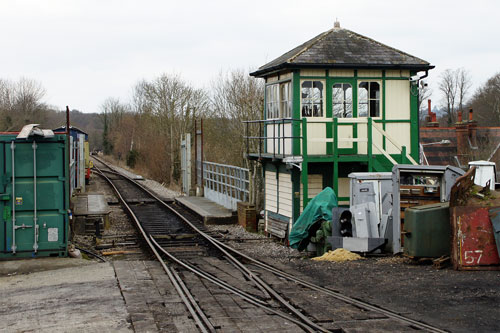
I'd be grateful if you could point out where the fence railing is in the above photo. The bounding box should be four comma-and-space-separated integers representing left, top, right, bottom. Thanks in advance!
202, 161, 249, 210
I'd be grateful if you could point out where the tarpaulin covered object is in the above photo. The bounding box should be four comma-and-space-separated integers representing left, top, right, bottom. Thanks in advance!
290, 187, 338, 250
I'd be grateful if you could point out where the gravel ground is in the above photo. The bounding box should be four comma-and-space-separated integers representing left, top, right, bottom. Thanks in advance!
224, 230, 500, 333
95, 155, 181, 199
86, 159, 500, 332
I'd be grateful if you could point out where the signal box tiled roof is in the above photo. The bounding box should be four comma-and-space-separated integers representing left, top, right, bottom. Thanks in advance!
251, 26, 433, 77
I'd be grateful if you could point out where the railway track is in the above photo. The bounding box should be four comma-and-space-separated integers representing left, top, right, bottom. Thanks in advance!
92, 156, 447, 333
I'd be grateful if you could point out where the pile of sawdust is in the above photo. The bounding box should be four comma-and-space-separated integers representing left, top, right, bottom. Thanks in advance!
312, 248, 363, 262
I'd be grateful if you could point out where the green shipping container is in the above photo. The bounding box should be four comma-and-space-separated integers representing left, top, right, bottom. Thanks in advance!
0, 134, 69, 259
403, 202, 450, 258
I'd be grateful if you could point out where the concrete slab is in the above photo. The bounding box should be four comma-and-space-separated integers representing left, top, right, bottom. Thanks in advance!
73, 193, 111, 216
176, 196, 236, 225
0, 259, 132, 332
0, 257, 93, 276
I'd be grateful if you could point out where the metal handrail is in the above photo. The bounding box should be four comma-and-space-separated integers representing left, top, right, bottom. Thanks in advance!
202, 161, 249, 208
243, 118, 303, 160
243, 117, 417, 165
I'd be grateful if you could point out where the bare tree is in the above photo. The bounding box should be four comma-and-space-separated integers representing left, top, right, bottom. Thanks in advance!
456, 68, 472, 114
439, 69, 458, 125
101, 70, 263, 203
418, 82, 432, 123
100, 97, 129, 155
209, 69, 264, 205
0, 78, 49, 131
470, 72, 500, 126
438, 68, 472, 125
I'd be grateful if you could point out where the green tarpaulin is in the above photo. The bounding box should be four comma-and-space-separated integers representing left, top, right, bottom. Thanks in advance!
289, 187, 338, 250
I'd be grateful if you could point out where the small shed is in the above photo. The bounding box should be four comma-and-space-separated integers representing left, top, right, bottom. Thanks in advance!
53, 126, 89, 194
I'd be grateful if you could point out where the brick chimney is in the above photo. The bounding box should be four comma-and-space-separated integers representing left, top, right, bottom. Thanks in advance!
427, 99, 439, 127
455, 111, 468, 165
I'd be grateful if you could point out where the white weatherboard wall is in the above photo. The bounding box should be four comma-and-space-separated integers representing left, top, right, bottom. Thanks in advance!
265, 170, 278, 213
300, 174, 323, 212
306, 121, 327, 155
265, 170, 293, 236
337, 120, 354, 149
265, 170, 293, 218
385, 80, 411, 154
329, 69, 354, 77
357, 122, 383, 154
278, 171, 293, 218
338, 177, 350, 205
266, 123, 292, 155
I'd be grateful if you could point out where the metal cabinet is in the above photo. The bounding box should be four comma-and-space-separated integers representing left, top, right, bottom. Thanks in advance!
404, 202, 450, 258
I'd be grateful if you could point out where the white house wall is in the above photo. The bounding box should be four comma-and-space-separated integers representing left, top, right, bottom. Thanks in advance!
305, 121, 327, 155
338, 177, 350, 205
265, 170, 278, 213
300, 69, 324, 77
386, 123, 412, 154
266, 123, 292, 155
329, 69, 354, 77
385, 70, 410, 78
386, 80, 410, 120
337, 120, 354, 149
358, 70, 382, 77
278, 172, 293, 218
300, 174, 323, 212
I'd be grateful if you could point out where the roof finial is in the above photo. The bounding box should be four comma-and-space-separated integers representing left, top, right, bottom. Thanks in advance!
334, 18, 340, 29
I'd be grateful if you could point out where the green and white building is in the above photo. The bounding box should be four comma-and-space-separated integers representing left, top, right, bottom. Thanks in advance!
246, 22, 433, 239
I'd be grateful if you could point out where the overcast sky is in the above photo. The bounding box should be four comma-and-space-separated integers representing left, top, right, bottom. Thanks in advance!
1, 0, 498, 113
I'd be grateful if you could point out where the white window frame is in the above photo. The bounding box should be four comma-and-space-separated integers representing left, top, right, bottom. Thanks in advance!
332, 83, 353, 118
301, 80, 325, 118
280, 82, 292, 119
266, 81, 292, 120
357, 80, 382, 118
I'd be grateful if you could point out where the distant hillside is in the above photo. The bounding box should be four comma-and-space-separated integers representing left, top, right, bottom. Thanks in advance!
44, 109, 103, 150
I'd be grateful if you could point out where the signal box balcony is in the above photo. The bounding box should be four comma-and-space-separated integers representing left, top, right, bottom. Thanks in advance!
244, 117, 418, 169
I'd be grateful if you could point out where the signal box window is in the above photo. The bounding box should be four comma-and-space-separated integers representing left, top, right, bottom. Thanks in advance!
266, 84, 279, 119
358, 81, 380, 117
280, 82, 292, 118
332, 83, 353, 118
301, 81, 323, 117
266, 81, 292, 119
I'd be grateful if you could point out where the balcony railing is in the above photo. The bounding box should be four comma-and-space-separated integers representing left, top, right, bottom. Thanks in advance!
243, 118, 418, 166
243, 118, 303, 160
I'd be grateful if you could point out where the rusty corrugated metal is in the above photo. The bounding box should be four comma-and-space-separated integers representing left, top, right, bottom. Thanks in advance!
451, 207, 500, 270
489, 207, 500, 255
450, 167, 500, 270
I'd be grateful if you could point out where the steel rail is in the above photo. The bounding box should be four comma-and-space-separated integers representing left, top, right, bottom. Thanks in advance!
94, 166, 214, 333
211, 229, 448, 333
149, 235, 269, 307
92, 157, 329, 333
93, 156, 446, 332
150, 236, 328, 333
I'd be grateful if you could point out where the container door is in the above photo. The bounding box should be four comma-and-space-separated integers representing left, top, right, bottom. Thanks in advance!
4, 140, 66, 255
331, 80, 356, 154
0, 143, 5, 253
